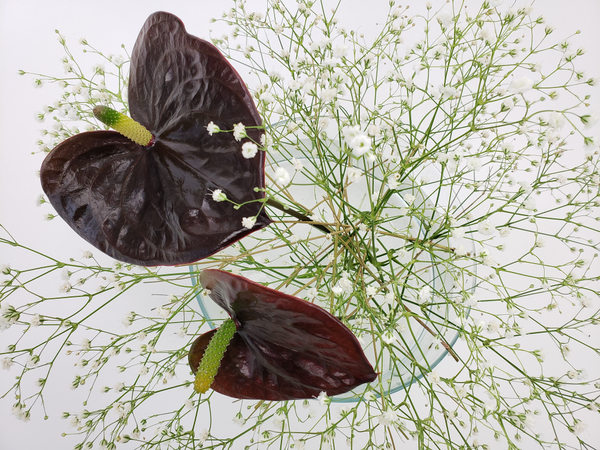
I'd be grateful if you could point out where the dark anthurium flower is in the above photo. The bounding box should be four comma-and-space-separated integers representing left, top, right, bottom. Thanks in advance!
188, 269, 377, 400
40, 12, 271, 266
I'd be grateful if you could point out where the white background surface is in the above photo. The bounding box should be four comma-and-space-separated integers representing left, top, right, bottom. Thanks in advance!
1, 0, 599, 448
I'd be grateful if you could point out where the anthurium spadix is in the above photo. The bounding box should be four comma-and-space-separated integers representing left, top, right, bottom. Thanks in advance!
189, 270, 377, 400
40, 12, 271, 266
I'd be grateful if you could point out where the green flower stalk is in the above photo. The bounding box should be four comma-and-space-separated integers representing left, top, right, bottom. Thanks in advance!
93, 105, 153, 146
193, 318, 237, 394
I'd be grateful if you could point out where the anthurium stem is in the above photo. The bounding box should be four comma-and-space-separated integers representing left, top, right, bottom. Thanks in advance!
93, 105, 154, 146
265, 198, 331, 234
193, 318, 236, 394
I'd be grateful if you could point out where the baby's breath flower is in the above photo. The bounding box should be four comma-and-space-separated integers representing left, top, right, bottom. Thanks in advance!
242, 216, 256, 229
211, 189, 227, 202
206, 121, 220, 136
233, 123, 247, 141
241, 141, 258, 158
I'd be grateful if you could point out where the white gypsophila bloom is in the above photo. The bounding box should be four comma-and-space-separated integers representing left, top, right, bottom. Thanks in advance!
451, 228, 465, 239
319, 87, 337, 102
342, 125, 361, 143
185, 399, 195, 410
502, 97, 515, 110
82, 250, 93, 259
508, 76, 534, 93
58, 282, 72, 293
233, 123, 246, 141
30, 313, 41, 327
518, 180, 533, 193
206, 121, 220, 136
2, 357, 13, 370
346, 167, 362, 183
241, 142, 258, 159
572, 419, 587, 435
582, 113, 598, 130
436, 11, 453, 27
418, 285, 431, 301
112, 402, 131, 419
427, 370, 441, 385
274, 167, 290, 185
122, 311, 135, 327
317, 391, 329, 405
522, 197, 537, 211
291, 157, 303, 171
440, 85, 459, 99
378, 408, 398, 426
81, 339, 91, 351
212, 189, 227, 202
337, 277, 353, 294
176, 327, 187, 338
404, 194, 416, 204
479, 26, 496, 45
366, 124, 381, 137
349, 133, 371, 156
242, 216, 256, 229
478, 219, 496, 236
259, 91, 275, 104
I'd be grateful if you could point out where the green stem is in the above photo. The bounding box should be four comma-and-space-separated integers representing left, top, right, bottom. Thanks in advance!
265, 198, 332, 234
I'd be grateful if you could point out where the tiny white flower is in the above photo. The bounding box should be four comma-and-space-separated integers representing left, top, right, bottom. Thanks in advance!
378, 408, 398, 426
317, 391, 329, 405
241, 142, 258, 159
478, 219, 496, 236
319, 87, 337, 102
212, 189, 227, 202
1, 357, 14, 370
233, 123, 247, 141
508, 76, 534, 94
522, 197, 536, 211
206, 121, 220, 136
404, 194, 416, 204
291, 157, 303, 171
427, 370, 441, 385
259, 91, 275, 104
349, 134, 371, 157
82, 250, 93, 259
572, 419, 587, 435
157, 306, 171, 318
242, 216, 256, 229
346, 167, 362, 183
274, 167, 290, 185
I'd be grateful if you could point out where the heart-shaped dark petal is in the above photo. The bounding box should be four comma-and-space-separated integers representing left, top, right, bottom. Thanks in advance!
188, 270, 377, 400
40, 12, 270, 266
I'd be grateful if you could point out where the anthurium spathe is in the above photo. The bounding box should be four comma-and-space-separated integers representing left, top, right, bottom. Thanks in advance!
188, 270, 377, 400
40, 12, 271, 266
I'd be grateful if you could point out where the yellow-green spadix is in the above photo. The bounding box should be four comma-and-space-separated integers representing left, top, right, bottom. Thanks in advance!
193, 318, 236, 394
93, 105, 153, 146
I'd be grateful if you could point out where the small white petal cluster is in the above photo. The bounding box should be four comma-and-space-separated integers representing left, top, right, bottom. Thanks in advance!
378, 408, 398, 426
274, 167, 290, 185
242, 216, 256, 229
346, 167, 362, 183
317, 391, 330, 405
233, 123, 247, 141
206, 121, 220, 136
478, 219, 496, 236
508, 76, 534, 94
212, 189, 227, 202
242, 142, 258, 159
427, 370, 441, 385
342, 125, 372, 157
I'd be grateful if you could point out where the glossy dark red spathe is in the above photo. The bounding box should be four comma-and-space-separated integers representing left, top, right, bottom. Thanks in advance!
188, 270, 377, 400
40, 12, 271, 266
